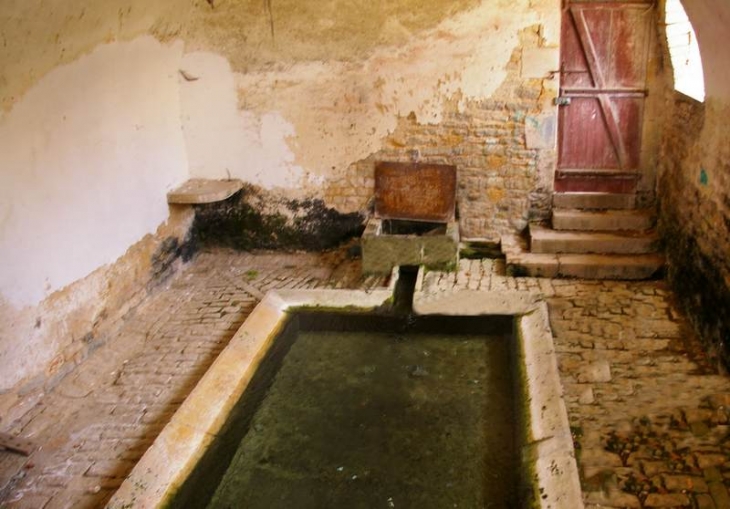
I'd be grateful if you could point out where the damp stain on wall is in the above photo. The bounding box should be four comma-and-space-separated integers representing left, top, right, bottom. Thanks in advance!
658, 95, 730, 371
192, 185, 365, 251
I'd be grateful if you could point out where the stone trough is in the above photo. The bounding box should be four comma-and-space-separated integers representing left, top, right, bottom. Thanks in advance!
361, 162, 460, 274
107, 269, 583, 509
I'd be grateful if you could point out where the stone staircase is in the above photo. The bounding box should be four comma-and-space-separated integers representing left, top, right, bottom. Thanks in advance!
505, 192, 664, 280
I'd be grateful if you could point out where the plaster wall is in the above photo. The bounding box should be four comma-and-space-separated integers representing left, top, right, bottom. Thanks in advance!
0, 0, 191, 113
180, 0, 561, 238
681, 1, 730, 102
179, 51, 304, 189
0, 37, 191, 410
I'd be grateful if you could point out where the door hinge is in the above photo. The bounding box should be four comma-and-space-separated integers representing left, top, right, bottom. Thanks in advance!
554, 97, 572, 106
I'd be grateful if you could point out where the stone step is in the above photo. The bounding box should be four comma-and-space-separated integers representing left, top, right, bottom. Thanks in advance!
530, 224, 660, 254
552, 208, 655, 232
554, 169, 640, 194
552, 192, 636, 210
506, 252, 664, 280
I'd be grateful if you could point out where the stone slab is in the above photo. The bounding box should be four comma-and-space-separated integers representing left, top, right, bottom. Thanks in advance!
166, 179, 243, 204
558, 253, 664, 280
552, 208, 655, 232
507, 253, 560, 278
413, 289, 542, 316
506, 252, 664, 280
552, 192, 637, 210
361, 219, 459, 275
530, 224, 659, 255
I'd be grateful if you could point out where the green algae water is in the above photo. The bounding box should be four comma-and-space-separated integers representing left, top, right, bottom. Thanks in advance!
171, 313, 519, 509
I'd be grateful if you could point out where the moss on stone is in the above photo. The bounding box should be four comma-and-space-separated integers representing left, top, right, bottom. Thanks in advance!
192, 185, 365, 252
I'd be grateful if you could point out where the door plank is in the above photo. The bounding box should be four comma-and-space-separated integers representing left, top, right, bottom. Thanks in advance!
570, 7, 607, 88
597, 94, 628, 169
0, 432, 36, 456
570, 6, 629, 169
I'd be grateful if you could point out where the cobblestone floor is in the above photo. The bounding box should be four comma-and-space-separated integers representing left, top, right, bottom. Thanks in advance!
1, 250, 729, 509
550, 280, 730, 509
423, 258, 730, 509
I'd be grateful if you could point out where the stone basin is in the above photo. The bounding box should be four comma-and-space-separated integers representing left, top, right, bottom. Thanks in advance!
361, 162, 460, 274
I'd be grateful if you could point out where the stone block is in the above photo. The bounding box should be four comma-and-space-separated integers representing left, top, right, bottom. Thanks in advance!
708, 481, 730, 508
361, 219, 459, 275
663, 474, 709, 492
695, 493, 717, 509
530, 224, 660, 255
552, 208, 655, 232
552, 192, 637, 210
166, 179, 242, 204
643, 493, 691, 507
506, 253, 559, 278
577, 360, 612, 383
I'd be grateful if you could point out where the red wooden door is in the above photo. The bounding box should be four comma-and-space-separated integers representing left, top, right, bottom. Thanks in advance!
556, 0, 653, 193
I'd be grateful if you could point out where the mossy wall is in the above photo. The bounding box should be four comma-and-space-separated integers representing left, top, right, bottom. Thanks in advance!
193, 185, 364, 251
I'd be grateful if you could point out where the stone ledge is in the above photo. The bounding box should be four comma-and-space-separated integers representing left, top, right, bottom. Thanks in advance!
166, 179, 243, 204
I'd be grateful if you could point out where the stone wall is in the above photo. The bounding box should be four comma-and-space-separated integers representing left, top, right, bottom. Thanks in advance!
325, 28, 557, 241
656, 0, 730, 370
174, 1, 561, 241
657, 96, 730, 370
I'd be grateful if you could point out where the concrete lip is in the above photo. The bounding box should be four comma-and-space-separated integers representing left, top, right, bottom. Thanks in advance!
107, 269, 582, 509
361, 217, 460, 274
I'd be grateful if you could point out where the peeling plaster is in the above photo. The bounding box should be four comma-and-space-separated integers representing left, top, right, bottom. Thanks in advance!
0, 0, 562, 402
181, 0, 560, 190
225, 0, 559, 189
180, 51, 305, 188
0, 0, 192, 112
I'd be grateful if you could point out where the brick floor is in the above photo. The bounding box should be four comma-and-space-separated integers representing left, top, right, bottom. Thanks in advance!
1, 249, 730, 509
0, 248, 379, 508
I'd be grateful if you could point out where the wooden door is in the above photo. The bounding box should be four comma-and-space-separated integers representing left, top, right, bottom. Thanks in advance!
556, 0, 653, 193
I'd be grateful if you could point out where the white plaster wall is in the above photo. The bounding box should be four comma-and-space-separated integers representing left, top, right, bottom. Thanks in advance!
180, 52, 305, 188
682, 1, 730, 101
0, 36, 189, 308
